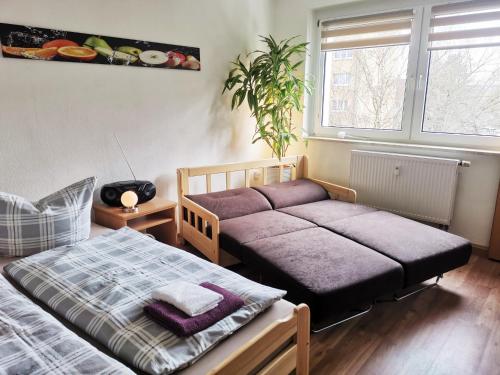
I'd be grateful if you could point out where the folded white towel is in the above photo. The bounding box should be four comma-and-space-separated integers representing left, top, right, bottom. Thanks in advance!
152, 281, 224, 317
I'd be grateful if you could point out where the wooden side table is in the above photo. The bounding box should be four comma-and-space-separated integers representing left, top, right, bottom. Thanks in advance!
93, 198, 177, 246
489, 182, 500, 261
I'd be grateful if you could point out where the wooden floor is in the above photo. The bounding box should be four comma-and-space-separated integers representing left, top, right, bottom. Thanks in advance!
309, 254, 500, 375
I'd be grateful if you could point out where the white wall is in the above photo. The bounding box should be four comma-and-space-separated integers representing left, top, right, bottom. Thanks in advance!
273, 0, 500, 247
0, 0, 273, 200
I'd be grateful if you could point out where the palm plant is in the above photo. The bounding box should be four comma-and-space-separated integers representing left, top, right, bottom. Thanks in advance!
223, 35, 312, 160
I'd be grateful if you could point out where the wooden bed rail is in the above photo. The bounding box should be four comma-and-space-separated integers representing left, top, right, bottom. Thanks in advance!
180, 196, 221, 264
178, 155, 306, 194
209, 304, 310, 375
309, 177, 357, 203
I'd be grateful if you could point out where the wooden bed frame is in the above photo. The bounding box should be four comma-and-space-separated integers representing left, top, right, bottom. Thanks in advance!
2, 257, 310, 375
177, 155, 357, 265
210, 303, 310, 375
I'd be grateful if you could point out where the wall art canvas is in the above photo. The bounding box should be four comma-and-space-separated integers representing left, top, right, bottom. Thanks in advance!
0, 23, 200, 71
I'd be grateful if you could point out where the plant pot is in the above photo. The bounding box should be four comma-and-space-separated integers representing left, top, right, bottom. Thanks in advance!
266, 165, 292, 184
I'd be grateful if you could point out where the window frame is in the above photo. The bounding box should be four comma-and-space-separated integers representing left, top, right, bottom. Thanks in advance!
306, 0, 500, 150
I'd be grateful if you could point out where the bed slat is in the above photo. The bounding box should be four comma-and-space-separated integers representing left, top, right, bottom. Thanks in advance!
206, 174, 212, 193
245, 170, 251, 187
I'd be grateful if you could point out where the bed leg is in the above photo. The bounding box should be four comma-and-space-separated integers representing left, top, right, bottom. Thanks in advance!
393, 274, 443, 302
311, 304, 373, 334
177, 235, 186, 246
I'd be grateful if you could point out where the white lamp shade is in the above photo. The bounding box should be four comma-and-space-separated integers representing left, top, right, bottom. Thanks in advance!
121, 191, 139, 208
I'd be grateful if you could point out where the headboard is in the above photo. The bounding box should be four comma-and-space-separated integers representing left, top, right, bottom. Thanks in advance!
177, 155, 307, 196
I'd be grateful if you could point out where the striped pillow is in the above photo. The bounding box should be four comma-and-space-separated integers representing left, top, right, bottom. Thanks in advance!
0, 177, 96, 256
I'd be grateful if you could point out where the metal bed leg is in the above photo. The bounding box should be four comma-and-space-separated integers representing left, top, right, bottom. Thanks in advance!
376, 274, 443, 303
311, 304, 373, 334
393, 274, 443, 302
311, 274, 443, 333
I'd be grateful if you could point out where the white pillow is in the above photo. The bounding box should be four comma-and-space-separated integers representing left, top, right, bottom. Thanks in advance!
0, 177, 96, 256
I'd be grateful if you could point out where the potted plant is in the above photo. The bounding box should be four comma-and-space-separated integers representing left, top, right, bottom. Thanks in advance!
223, 35, 312, 181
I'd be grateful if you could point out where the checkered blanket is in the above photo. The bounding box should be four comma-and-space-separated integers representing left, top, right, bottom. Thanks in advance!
0, 275, 134, 375
5, 227, 286, 375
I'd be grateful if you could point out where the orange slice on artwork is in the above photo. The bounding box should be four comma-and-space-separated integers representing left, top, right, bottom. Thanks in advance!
1, 46, 41, 57
22, 47, 58, 60
57, 46, 97, 62
42, 39, 78, 49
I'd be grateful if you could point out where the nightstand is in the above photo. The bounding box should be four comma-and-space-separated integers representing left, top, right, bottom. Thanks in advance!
93, 198, 177, 246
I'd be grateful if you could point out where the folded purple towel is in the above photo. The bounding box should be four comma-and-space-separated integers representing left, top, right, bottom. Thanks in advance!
144, 282, 245, 337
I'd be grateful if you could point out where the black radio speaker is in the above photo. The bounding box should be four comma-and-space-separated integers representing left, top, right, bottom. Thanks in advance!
101, 134, 156, 207
101, 180, 156, 207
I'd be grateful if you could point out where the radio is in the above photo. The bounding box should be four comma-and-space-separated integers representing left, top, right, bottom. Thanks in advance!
100, 134, 157, 207
100, 180, 156, 207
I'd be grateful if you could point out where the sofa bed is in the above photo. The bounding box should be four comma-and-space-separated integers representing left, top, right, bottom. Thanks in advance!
177, 156, 472, 329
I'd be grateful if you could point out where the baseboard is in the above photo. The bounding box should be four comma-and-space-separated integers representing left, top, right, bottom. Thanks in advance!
472, 244, 489, 258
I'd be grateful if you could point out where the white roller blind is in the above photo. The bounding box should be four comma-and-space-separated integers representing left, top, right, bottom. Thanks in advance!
320, 10, 415, 51
429, 0, 500, 50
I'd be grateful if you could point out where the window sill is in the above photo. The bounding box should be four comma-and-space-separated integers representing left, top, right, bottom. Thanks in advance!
305, 136, 500, 156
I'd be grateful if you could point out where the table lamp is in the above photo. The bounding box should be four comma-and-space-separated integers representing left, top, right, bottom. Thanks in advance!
121, 191, 139, 213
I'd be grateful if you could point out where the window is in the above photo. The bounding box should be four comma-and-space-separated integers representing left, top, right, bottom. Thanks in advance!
310, 0, 500, 149
320, 10, 414, 132
422, 2, 500, 137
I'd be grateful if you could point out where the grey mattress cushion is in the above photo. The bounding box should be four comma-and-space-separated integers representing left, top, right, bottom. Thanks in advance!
186, 187, 272, 220
324, 211, 472, 286
0, 274, 134, 375
236, 228, 404, 322
252, 179, 329, 209
278, 199, 378, 226
0, 177, 96, 257
220, 210, 316, 246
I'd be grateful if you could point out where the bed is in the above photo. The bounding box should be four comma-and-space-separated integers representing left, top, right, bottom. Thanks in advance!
2, 224, 310, 375
177, 156, 471, 329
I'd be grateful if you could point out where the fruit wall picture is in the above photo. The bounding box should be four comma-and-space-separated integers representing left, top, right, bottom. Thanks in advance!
0, 23, 200, 71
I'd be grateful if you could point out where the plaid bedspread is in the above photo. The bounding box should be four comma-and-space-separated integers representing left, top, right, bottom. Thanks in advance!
5, 227, 286, 375
0, 275, 134, 375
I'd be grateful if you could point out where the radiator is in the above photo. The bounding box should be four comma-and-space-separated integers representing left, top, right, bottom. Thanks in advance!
349, 150, 460, 225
